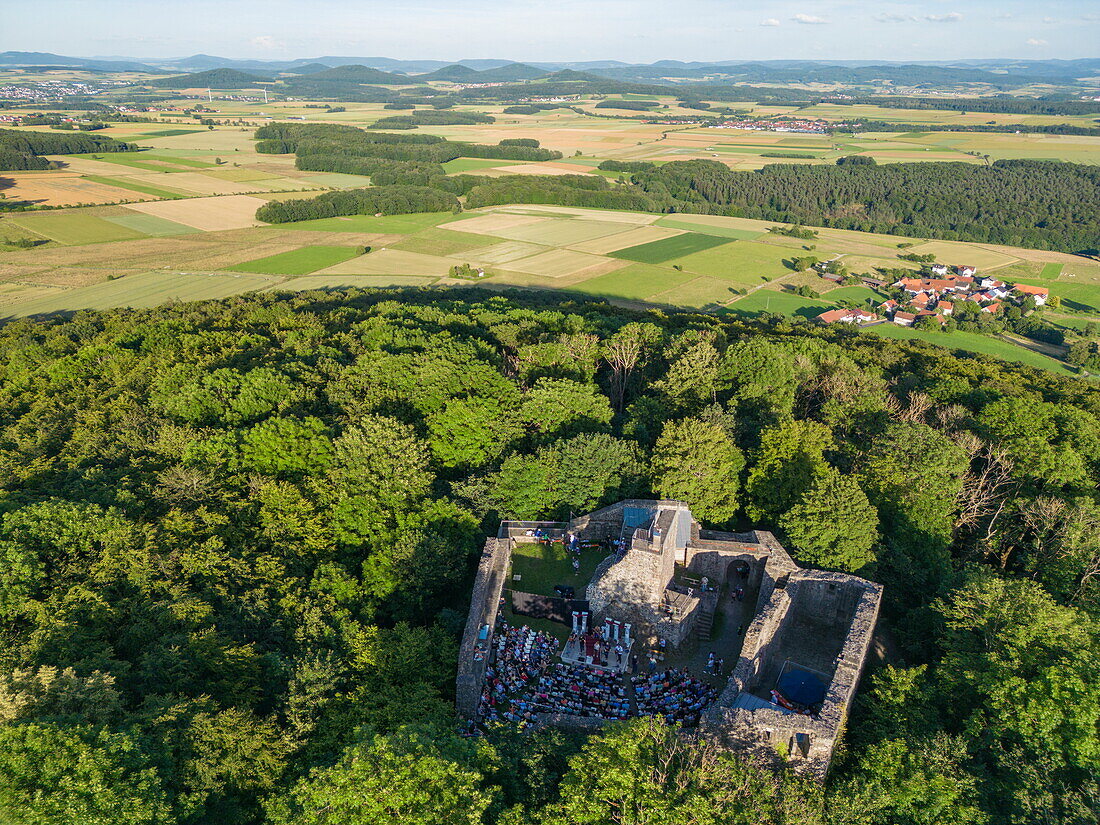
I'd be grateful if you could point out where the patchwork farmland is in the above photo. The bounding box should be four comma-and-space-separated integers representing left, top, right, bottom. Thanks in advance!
3, 196, 1100, 374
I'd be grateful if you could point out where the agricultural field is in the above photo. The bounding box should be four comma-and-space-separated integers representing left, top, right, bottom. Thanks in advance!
3, 194, 1099, 374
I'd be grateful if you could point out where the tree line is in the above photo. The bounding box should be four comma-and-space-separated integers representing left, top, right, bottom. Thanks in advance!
0, 127, 135, 171
632, 158, 1100, 253
0, 288, 1096, 824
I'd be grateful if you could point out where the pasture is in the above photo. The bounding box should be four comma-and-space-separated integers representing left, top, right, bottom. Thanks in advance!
126, 195, 269, 231
5, 213, 146, 245
227, 246, 363, 275
610, 232, 732, 264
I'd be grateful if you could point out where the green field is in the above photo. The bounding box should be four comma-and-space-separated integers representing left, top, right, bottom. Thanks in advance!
83, 175, 189, 199
509, 540, 606, 599
670, 240, 793, 284
282, 212, 455, 233
136, 129, 207, 138
1041, 262, 1065, 279
442, 158, 513, 173
572, 263, 694, 300
866, 324, 1075, 376
6, 213, 146, 245
654, 217, 763, 240
610, 232, 732, 264
102, 214, 200, 236
825, 285, 889, 305
227, 246, 364, 275
266, 274, 437, 291
0, 271, 278, 318
723, 290, 833, 318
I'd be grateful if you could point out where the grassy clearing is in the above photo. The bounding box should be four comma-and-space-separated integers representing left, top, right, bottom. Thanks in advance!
316, 248, 457, 277
866, 324, 1075, 376
654, 217, 763, 241
723, 290, 833, 319
1041, 262, 1065, 279
905, 240, 1019, 270
5, 213, 146, 245
0, 271, 277, 318
82, 175, 189, 199
649, 276, 741, 308
825, 285, 888, 305
282, 213, 454, 234
671, 240, 793, 284
510, 540, 606, 599
611, 232, 732, 264
572, 263, 695, 300
227, 246, 363, 275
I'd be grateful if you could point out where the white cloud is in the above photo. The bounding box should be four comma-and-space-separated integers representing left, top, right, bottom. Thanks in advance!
792, 13, 828, 24
250, 35, 283, 50
925, 12, 963, 23
1026, 37, 1048, 46
873, 12, 917, 23
760, 17, 781, 26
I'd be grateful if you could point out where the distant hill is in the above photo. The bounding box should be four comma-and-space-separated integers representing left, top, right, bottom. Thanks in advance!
419, 64, 481, 81
149, 68, 271, 89
541, 69, 609, 83
0, 51, 157, 72
289, 65, 410, 85
284, 63, 333, 76
474, 63, 547, 82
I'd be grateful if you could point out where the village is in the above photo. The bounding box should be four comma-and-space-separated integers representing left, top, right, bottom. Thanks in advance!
814, 263, 1050, 328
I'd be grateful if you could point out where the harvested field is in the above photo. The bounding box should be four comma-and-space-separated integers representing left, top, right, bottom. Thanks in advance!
200, 169, 281, 182
82, 176, 191, 199
266, 275, 437, 291
490, 164, 597, 176
444, 213, 548, 236
390, 228, 502, 257
503, 249, 617, 279
313, 248, 457, 277
127, 172, 263, 196
227, 246, 363, 275
125, 195, 269, 231
283, 213, 452, 233
611, 233, 732, 264
495, 205, 658, 225
904, 240, 1019, 270
0, 171, 153, 206
567, 225, 683, 254
458, 241, 550, 265
501, 219, 631, 246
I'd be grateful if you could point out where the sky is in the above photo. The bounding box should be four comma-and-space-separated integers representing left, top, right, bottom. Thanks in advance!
2, 0, 1098, 63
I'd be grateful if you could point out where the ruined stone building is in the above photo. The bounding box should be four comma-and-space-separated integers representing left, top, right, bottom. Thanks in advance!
457, 499, 883, 777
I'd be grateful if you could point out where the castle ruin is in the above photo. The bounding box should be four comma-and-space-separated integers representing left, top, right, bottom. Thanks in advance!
457, 499, 882, 778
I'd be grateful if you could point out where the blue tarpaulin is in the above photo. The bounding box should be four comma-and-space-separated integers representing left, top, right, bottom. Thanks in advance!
778, 669, 827, 706
623, 507, 651, 530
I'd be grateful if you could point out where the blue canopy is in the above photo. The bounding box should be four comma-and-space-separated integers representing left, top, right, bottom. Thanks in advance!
778, 669, 826, 707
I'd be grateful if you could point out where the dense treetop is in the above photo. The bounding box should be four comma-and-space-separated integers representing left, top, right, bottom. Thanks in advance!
0, 287, 1096, 824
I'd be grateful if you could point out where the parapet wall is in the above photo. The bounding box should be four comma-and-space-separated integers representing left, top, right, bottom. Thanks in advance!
455, 536, 512, 716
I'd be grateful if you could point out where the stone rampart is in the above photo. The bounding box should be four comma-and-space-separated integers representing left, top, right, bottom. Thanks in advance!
455, 536, 512, 716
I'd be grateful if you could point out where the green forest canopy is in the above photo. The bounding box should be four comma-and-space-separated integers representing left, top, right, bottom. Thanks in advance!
0, 287, 1097, 824
0, 127, 135, 171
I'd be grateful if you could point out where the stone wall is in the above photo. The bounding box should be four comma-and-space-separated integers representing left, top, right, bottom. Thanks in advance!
455, 536, 512, 716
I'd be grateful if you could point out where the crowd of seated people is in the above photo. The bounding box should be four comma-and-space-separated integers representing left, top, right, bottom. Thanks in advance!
632, 668, 718, 726
478, 623, 560, 721
528, 662, 630, 719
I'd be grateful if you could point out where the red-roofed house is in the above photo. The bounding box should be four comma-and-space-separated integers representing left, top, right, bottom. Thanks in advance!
893, 311, 916, 327
982, 301, 1002, 314
938, 300, 954, 315
910, 292, 932, 309
815, 308, 877, 325
1014, 284, 1049, 305
957, 265, 977, 277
